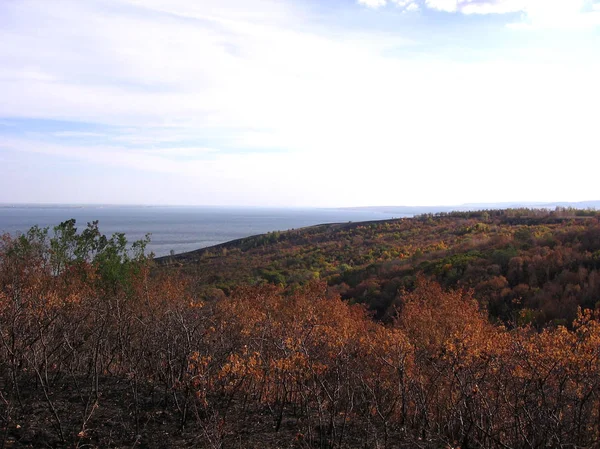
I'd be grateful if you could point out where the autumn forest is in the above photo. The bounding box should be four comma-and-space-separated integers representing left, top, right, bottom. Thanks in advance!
2, 209, 600, 448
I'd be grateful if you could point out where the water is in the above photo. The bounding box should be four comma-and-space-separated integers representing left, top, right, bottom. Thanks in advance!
0, 205, 407, 257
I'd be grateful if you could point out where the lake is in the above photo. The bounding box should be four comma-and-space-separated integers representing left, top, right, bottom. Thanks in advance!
0, 205, 407, 257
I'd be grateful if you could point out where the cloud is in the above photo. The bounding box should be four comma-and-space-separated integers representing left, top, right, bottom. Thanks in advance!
2, 56, 599, 205
1, 0, 599, 206
393, 0, 420, 11
509, 0, 600, 29
359, 0, 420, 10
53, 131, 107, 138
358, 0, 387, 7
0, 137, 220, 175
358, 0, 600, 28
423, 0, 459, 12
139, 147, 220, 157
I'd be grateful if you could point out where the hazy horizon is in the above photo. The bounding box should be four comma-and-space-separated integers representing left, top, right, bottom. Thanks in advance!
2, 200, 599, 210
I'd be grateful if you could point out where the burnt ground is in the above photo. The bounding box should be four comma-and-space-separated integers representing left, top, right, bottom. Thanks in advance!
0, 376, 432, 449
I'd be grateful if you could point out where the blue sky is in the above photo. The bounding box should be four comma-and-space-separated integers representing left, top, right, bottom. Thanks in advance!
1, 0, 599, 207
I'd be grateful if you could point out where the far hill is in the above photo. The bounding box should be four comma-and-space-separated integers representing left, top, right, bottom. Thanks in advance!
337, 200, 600, 216
157, 207, 600, 327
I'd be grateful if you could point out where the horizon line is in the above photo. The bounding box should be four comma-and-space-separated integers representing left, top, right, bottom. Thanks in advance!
1, 200, 599, 209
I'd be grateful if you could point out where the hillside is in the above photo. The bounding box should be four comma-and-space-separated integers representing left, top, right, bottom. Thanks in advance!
2, 210, 600, 448
158, 207, 600, 326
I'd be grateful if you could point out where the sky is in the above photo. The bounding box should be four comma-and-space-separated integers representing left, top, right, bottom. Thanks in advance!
0, 0, 599, 207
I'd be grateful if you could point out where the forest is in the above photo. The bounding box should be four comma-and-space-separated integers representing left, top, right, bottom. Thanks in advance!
161, 207, 600, 327
1, 209, 600, 448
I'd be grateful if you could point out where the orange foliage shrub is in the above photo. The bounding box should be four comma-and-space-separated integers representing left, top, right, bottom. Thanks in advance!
1, 228, 599, 448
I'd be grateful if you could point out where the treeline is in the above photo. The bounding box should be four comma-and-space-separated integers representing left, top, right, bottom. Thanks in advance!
1, 221, 600, 447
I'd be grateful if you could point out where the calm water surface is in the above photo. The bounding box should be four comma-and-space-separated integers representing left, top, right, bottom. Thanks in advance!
0, 205, 407, 257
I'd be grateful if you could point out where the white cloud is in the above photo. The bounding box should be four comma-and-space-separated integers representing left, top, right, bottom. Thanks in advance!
510, 0, 600, 29
53, 132, 107, 138
359, 0, 600, 28
404, 2, 421, 12
424, 0, 458, 13
139, 147, 220, 157
359, 0, 420, 9
1, 0, 599, 206
392, 0, 420, 11
358, 0, 387, 7
2, 56, 599, 206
